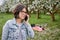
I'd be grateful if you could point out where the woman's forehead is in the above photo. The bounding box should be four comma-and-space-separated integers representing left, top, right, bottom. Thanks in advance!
22, 8, 27, 12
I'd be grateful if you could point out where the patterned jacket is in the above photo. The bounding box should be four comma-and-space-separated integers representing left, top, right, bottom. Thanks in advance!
2, 18, 34, 40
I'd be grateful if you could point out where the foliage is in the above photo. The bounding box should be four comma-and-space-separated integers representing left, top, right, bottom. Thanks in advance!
0, 13, 60, 40
0, 0, 60, 13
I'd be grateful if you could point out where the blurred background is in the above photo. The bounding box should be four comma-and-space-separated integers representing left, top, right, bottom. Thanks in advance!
0, 0, 60, 40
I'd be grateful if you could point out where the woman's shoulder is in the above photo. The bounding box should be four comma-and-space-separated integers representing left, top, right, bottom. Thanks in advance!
5, 18, 15, 25
6, 19, 13, 24
3, 19, 13, 28
23, 21, 31, 27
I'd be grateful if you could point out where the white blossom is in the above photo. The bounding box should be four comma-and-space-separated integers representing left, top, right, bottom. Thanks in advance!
0, 0, 60, 13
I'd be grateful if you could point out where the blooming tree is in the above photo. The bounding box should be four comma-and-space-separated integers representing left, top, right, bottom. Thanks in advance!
0, 0, 60, 21
0, 0, 19, 12
27, 0, 60, 21
43, 0, 60, 21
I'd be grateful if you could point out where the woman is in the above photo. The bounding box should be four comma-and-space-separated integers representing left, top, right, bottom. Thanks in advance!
2, 4, 34, 40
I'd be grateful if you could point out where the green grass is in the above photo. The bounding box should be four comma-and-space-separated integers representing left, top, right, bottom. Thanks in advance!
0, 13, 60, 40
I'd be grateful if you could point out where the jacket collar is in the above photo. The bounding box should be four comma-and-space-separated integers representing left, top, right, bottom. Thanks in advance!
12, 18, 25, 27
12, 18, 17, 25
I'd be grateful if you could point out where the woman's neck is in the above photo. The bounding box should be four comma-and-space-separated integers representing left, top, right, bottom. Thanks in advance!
16, 18, 23, 24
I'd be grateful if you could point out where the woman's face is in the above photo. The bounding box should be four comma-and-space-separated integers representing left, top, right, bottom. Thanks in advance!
19, 8, 27, 20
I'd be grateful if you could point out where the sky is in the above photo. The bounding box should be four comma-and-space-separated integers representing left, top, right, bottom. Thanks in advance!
0, 0, 5, 6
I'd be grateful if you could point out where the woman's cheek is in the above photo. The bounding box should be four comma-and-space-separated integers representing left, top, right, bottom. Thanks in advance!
20, 15, 25, 19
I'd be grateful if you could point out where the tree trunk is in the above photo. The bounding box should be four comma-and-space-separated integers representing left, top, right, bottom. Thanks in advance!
50, 13, 55, 21
29, 11, 31, 17
44, 10, 46, 14
36, 10, 40, 19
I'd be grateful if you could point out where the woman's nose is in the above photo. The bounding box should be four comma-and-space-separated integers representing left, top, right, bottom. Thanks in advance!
22, 13, 26, 16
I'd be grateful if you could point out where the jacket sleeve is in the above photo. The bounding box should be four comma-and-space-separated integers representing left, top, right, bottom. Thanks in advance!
2, 21, 9, 40
25, 22, 34, 38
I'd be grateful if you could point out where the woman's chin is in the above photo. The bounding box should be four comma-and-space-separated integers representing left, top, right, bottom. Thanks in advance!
21, 18, 25, 20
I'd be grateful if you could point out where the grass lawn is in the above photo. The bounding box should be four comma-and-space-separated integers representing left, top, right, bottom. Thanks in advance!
0, 12, 60, 40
